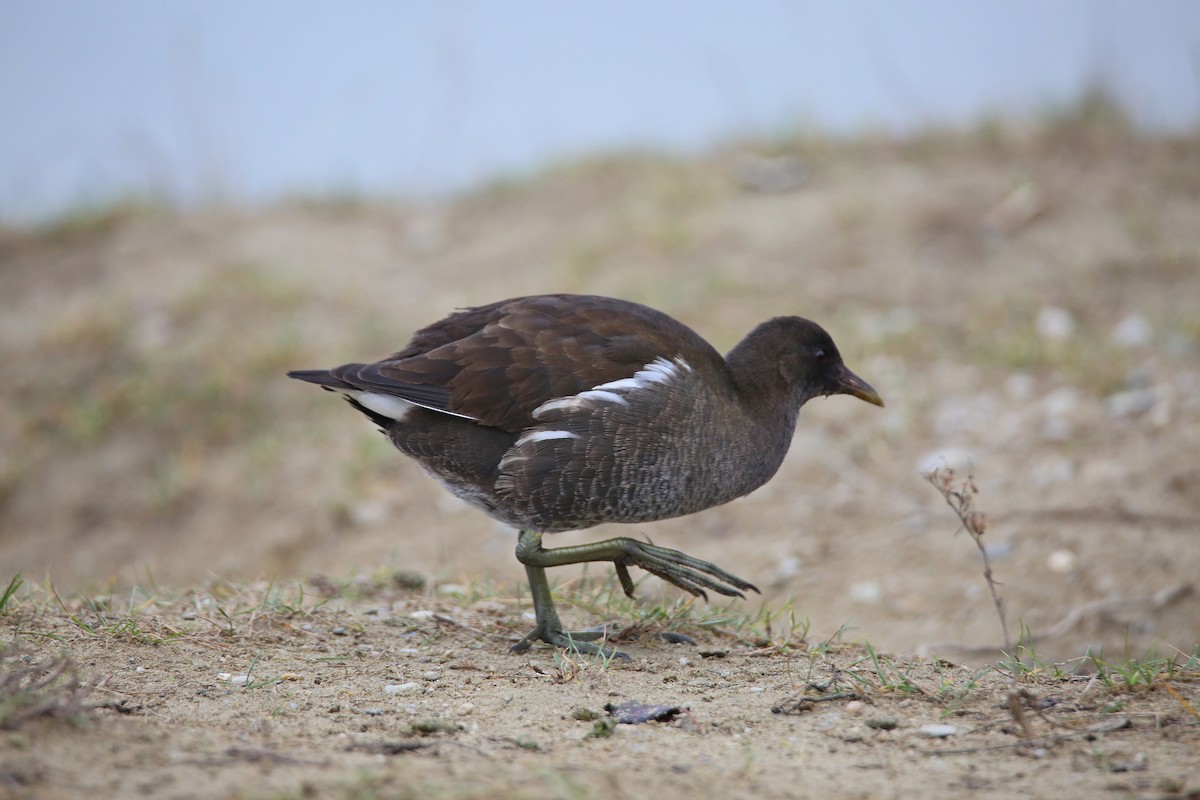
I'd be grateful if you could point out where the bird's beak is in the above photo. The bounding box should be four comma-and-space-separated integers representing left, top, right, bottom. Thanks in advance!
834, 365, 884, 407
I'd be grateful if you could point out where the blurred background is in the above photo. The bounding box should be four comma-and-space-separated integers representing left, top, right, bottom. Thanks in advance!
2, 2, 1198, 663
3, 1, 1199, 220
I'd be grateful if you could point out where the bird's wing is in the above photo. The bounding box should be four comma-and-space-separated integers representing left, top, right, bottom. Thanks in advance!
357, 295, 723, 433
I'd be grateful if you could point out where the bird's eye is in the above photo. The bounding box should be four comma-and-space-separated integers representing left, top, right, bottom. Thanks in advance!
813, 349, 827, 363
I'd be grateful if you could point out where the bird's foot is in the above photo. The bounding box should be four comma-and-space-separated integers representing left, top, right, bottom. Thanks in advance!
508, 622, 631, 661
611, 540, 759, 601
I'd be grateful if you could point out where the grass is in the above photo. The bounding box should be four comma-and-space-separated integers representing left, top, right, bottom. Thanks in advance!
0, 646, 93, 730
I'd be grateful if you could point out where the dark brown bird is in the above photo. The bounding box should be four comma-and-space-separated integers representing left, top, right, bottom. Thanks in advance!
289, 294, 882, 658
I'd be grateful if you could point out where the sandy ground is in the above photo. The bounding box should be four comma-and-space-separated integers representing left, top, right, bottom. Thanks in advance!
2, 112, 1199, 797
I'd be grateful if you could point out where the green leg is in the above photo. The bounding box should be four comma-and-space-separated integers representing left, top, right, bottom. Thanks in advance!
508, 528, 758, 660
509, 530, 626, 660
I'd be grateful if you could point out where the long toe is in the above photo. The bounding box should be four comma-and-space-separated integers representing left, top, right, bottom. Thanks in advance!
623, 541, 759, 598
509, 623, 631, 661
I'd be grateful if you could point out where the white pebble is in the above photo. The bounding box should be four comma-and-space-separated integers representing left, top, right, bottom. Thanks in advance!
1046, 549, 1077, 574
845, 700, 865, 715
919, 724, 958, 738
1004, 372, 1035, 401
1111, 314, 1152, 348
409, 610, 435, 620
384, 682, 419, 695
849, 581, 882, 604
422, 671, 440, 681
1036, 306, 1074, 341
1106, 388, 1157, 419
456, 702, 475, 716
748, 687, 765, 693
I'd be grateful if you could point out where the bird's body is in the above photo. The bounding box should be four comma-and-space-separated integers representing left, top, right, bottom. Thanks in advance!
290, 294, 882, 658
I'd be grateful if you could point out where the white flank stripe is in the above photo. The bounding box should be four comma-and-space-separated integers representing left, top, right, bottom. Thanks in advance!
531, 356, 692, 419
592, 377, 647, 391
532, 397, 580, 417
577, 389, 629, 406
515, 429, 581, 446
637, 356, 688, 383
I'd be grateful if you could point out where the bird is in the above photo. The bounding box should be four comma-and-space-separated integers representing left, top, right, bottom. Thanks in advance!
289, 294, 883, 658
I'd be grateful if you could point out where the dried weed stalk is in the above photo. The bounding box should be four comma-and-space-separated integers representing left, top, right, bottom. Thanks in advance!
925, 468, 1011, 654
0, 648, 94, 729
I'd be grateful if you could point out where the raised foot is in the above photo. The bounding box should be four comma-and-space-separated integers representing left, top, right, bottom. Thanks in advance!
508, 623, 631, 661
612, 539, 760, 601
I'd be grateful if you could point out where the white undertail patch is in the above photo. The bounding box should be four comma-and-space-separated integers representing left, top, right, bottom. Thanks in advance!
344, 389, 477, 421
344, 390, 417, 422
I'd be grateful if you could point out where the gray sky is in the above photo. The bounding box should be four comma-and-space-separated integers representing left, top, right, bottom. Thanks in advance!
3, 1, 1198, 221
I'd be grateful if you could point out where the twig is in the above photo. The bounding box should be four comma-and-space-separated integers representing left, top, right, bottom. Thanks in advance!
924, 469, 1010, 653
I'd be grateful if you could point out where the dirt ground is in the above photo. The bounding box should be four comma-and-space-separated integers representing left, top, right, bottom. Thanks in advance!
2, 108, 1199, 797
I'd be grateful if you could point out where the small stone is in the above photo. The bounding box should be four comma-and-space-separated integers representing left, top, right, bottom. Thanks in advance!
1004, 372, 1035, 401
331, 626, 348, 636
1036, 306, 1074, 341
772, 556, 803, 585
456, 702, 475, 716
409, 610, 435, 620
866, 716, 899, 730
1112, 314, 1152, 348
1106, 388, 1157, 419
919, 723, 957, 738
1046, 549, 1077, 574
849, 581, 881, 604
845, 700, 865, 715
472, 600, 506, 614
514, 735, 539, 750
384, 682, 419, 695
363, 708, 385, 716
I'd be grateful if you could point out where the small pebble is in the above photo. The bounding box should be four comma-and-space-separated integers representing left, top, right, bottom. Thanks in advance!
919, 724, 957, 738
1111, 314, 1152, 348
845, 700, 865, 715
422, 671, 440, 681
384, 682, 419, 695
363, 708, 385, 716
1047, 549, 1077, 574
1036, 306, 1074, 341
409, 610, 435, 620
456, 702, 475, 716
331, 626, 348, 636
1106, 387, 1158, 419
849, 581, 882, 604
181, 610, 197, 621
748, 687, 765, 693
